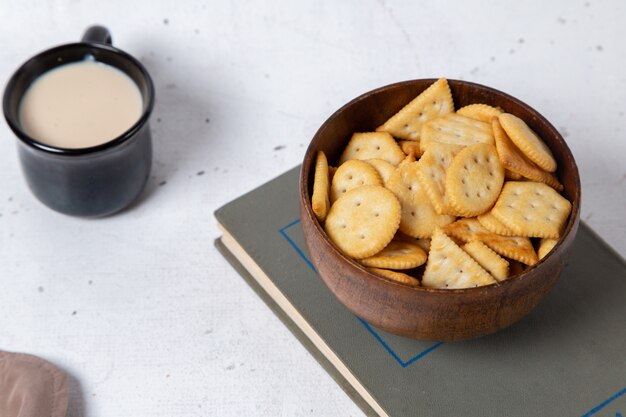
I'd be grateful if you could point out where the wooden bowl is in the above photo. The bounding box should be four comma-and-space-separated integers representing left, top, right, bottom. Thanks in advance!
299, 79, 581, 342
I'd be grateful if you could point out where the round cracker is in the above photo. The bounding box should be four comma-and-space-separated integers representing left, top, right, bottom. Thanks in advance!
324, 185, 400, 259
368, 268, 420, 287
330, 159, 382, 203
360, 235, 427, 269
338, 132, 405, 166
498, 113, 557, 173
445, 143, 504, 217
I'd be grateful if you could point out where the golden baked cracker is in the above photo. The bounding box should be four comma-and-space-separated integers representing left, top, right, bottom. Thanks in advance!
443, 218, 538, 265
330, 159, 382, 203
445, 143, 504, 216
365, 159, 396, 186
398, 140, 424, 158
422, 228, 496, 289
420, 113, 494, 152
415, 142, 464, 214
360, 234, 427, 269
386, 161, 456, 238
376, 78, 454, 141
457, 103, 502, 123
538, 238, 559, 259
368, 268, 421, 287
492, 117, 563, 191
491, 181, 572, 239
498, 113, 557, 172
311, 151, 330, 222
477, 212, 516, 236
339, 132, 406, 166
462, 240, 509, 281
325, 185, 400, 259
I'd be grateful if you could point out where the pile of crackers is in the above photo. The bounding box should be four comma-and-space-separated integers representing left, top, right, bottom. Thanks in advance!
311, 78, 572, 289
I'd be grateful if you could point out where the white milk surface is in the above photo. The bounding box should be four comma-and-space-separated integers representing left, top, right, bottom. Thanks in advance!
19, 60, 143, 149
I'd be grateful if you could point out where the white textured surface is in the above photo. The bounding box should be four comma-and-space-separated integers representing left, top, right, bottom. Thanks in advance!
0, 1, 625, 416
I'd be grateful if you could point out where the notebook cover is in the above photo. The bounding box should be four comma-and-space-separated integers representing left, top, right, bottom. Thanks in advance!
214, 165, 626, 417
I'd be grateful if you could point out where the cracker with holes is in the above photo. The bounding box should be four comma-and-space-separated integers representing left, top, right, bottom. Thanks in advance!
376, 78, 454, 141
477, 212, 516, 236
443, 218, 538, 265
462, 240, 509, 281
457, 103, 502, 123
415, 142, 464, 214
360, 234, 427, 270
325, 185, 400, 259
498, 113, 557, 172
492, 117, 563, 191
312, 151, 331, 222
339, 132, 406, 166
365, 159, 396, 186
330, 159, 382, 203
368, 268, 421, 287
538, 238, 559, 259
491, 181, 572, 239
420, 113, 494, 152
446, 143, 504, 216
422, 228, 496, 289
386, 161, 456, 238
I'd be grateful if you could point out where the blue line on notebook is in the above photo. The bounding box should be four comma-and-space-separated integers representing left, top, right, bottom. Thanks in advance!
279, 219, 317, 272
581, 387, 626, 417
279, 219, 443, 367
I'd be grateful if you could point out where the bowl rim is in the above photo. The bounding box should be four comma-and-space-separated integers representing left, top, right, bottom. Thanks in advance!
300, 78, 581, 295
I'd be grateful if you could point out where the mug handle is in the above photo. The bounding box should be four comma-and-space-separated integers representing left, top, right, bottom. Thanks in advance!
81, 25, 112, 45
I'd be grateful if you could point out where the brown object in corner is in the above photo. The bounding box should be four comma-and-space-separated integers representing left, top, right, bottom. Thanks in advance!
0, 351, 68, 417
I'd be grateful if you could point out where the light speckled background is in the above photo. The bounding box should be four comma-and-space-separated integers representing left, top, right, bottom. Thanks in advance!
0, 1, 624, 416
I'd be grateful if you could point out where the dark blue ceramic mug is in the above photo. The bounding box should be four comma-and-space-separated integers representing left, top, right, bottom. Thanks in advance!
3, 26, 154, 217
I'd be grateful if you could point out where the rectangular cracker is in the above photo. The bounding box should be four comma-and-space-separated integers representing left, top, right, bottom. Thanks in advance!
462, 240, 509, 281
376, 78, 454, 141
420, 113, 494, 153
442, 218, 538, 265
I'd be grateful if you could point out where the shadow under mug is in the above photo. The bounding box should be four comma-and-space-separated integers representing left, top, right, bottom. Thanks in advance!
3, 26, 155, 217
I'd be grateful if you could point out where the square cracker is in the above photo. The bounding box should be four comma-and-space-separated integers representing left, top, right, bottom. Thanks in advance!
422, 228, 496, 289
376, 78, 454, 141
443, 218, 538, 265
491, 181, 572, 239
420, 113, 495, 153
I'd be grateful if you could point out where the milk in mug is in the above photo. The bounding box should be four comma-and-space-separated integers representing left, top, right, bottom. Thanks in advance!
19, 60, 143, 149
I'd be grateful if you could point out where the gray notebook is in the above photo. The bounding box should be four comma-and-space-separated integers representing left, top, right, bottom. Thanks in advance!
214, 166, 626, 417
